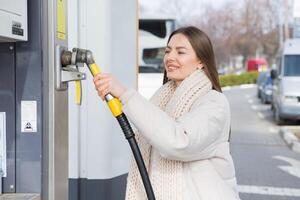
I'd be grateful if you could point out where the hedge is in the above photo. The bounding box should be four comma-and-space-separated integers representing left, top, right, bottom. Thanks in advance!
219, 72, 259, 87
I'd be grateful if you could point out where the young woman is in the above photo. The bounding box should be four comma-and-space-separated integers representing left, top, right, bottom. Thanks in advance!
94, 26, 240, 200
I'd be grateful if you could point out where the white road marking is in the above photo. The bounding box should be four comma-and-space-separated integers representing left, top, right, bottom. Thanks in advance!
273, 155, 300, 168
257, 112, 265, 119
248, 99, 253, 104
245, 94, 250, 99
268, 126, 278, 133
278, 166, 300, 179
240, 84, 256, 89
238, 185, 300, 196
273, 156, 300, 179
221, 84, 255, 91
251, 105, 257, 110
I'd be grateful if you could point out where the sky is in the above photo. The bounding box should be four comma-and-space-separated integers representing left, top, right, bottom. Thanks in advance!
139, 0, 232, 13
139, 0, 296, 25
139, 0, 234, 25
139, 0, 234, 21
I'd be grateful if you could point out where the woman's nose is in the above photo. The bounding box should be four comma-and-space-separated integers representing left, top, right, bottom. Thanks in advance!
165, 51, 176, 61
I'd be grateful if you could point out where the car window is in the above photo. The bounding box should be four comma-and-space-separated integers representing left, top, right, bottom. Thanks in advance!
284, 55, 300, 76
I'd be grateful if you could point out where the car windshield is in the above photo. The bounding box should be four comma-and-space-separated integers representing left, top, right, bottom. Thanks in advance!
284, 55, 300, 76
257, 72, 267, 84
139, 20, 175, 38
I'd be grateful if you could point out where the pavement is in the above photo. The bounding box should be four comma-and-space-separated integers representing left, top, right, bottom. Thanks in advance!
280, 127, 300, 153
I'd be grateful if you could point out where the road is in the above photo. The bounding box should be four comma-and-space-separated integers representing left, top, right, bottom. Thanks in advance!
225, 85, 300, 200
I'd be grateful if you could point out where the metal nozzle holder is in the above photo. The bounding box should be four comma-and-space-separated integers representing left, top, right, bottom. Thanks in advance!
55, 45, 86, 91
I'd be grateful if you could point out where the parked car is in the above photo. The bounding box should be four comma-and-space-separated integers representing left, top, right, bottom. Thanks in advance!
260, 72, 273, 104
271, 39, 300, 124
257, 71, 268, 98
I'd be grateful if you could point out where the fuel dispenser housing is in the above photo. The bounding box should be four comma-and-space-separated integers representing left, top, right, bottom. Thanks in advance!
0, 0, 28, 42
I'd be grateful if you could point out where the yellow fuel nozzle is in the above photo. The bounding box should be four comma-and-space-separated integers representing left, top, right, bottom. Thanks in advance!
87, 62, 123, 117
88, 63, 101, 77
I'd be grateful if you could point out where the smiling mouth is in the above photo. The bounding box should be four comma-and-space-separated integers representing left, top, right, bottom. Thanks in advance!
166, 65, 180, 71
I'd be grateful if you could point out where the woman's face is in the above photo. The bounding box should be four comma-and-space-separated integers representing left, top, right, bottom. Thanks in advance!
164, 33, 202, 86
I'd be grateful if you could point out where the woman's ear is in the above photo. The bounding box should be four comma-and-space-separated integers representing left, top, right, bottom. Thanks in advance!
197, 63, 204, 70
196, 60, 203, 69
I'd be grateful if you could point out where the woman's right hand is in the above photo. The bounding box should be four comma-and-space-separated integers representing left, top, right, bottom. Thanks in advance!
93, 73, 127, 100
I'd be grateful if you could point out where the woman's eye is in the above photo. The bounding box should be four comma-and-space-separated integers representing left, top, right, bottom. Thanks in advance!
165, 50, 170, 54
178, 52, 185, 54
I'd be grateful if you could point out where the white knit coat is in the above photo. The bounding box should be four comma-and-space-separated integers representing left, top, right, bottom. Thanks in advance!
119, 70, 240, 200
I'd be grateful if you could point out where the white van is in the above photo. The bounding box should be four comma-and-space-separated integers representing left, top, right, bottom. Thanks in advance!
271, 39, 300, 124
139, 16, 176, 72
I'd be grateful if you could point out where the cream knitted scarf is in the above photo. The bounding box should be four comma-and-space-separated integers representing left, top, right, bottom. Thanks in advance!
125, 69, 212, 200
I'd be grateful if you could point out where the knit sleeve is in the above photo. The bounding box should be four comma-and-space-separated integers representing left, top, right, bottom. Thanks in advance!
120, 89, 231, 162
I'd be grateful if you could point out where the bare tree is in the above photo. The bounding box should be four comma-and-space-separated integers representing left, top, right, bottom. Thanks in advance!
195, 0, 281, 68
143, 0, 286, 69
158, 0, 204, 26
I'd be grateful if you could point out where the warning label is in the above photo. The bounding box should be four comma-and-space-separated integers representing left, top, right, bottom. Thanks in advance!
21, 101, 37, 133
25, 122, 33, 130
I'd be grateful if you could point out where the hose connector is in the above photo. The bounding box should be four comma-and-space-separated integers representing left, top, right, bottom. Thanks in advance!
61, 48, 95, 66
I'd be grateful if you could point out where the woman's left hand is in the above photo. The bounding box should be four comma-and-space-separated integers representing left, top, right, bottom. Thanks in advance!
93, 73, 127, 100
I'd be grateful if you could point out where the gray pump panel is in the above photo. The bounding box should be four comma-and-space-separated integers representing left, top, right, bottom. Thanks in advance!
0, 0, 43, 195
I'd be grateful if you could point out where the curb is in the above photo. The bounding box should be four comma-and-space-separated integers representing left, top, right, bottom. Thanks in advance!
222, 84, 256, 91
280, 128, 300, 153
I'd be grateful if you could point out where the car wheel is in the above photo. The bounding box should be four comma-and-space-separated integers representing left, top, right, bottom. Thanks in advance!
261, 95, 265, 104
271, 102, 274, 110
274, 107, 284, 125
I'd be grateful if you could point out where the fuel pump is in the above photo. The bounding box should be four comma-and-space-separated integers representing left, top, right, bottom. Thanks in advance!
61, 48, 156, 200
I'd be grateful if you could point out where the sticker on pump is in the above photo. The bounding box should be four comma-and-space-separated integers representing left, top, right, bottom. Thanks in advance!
21, 101, 37, 133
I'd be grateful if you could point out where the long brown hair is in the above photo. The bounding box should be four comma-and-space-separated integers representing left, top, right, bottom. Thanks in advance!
163, 26, 222, 92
